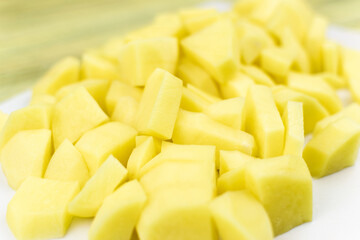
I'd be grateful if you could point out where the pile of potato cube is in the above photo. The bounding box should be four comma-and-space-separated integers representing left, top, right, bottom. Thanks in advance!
2, 0, 360, 239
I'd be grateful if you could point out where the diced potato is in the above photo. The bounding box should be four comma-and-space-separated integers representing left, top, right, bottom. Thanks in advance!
100, 37, 126, 62
0, 110, 8, 132
135, 135, 162, 151
0, 105, 51, 151
111, 96, 139, 128
260, 47, 294, 80
303, 118, 360, 178
219, 150, 255, 175
137, 68, 182, 140
1, 129, 52, 190
118, 37, 178, 86
342, 48, 360, 103
244, 155, 312, 235
287, 72, 342, 114
7, 177, 79, 240
137, 188, 215, 240
245, 85, 284, 158
33, 57, 80, 96
209, 191, 273, 240
52, 87, 109, 148
181, 18, 240, 83
173, 109, 255, 157
316, 72, 346, 89
81, 53, 119, 81
45, 139, 90, 188
30, 94, 57, 107
75, 122, 136, 175
240, 65, 275, 86
68, 155, 128, 217
282, 101, 304, 156
186, 84, 221, 104
180, 86, 211, 112
306, 16, 327, 72
55, 79, 110, 111
220, 72, 255, 98
322, 41, 340, 74
273, 86, 329, 134
105, 80, 142, 115
127, 137, 158, 179
204, 97, 245, 130
89, 180, 147, 240
314, 103, 360, 134
233, 0, 262, 17
179, 8, 220, 34
176, 57, 220, 97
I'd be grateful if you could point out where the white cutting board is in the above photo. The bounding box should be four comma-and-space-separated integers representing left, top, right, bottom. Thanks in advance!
2, 2, 360, 239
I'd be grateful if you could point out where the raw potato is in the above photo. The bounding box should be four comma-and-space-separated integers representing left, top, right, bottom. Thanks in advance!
7, 177, 79, 240
111, 96, 139, 128
179, 8, 219, 34
219, 150, 255, 175
220, 72, 255, 98
0, 110, 9, 131
1, 129, 52, 189
89, 180, 147, 240
209, 191, 273, 240
303, 118, 360, 178
81, 53, 119, 81
68, 155, 128, 217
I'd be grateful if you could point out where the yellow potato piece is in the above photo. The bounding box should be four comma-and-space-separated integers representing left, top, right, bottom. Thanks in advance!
68, 155, 128, 217
1, 129, 52, 190
287, 72, 342, 114
273, 86, 329, 134
45, 139, 90, 188
209, 191, 273, 240
52, 87, 109, 148
176, 57, 220, 97
30, 94, 57, 107
56, 79, 110, 111
173, 109, 255, 157
204, 97, 245, 130
137, 187, 215, 240
186, 84, 221, 103
306, 16, 327, 72
342, 48, 360, 103
303, 118, 360, 178
316, 72, 346, 89
81, 53, 119, 81
322, 41, 340, 74
220, 72, 255, 99
111, 96, 139, 129
89, 180, 147, 240
180, 86, 211, 112
75, 121, 136, 175
0, 105, 51, 151
135, 135, 161, 151
282, 101, 304, 156
7, 177, 79, 240
314, 103, 360, 135
127, 137, 158, 179
244, 155, 312, 235
0, 110, 8, 132
105, 80, 142, 115
179, 8, 220, 34
260, 47, 294, 80
33, 57, 80, 96
245, 85, 284, 158
240, 64, 275, 86
118, 37, 178, 86
181, 18, 240, 83
219, 150, 255, 175
137, 68, 182, 140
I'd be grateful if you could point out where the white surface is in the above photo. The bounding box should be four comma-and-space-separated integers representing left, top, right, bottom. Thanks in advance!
2, 3, 360, 239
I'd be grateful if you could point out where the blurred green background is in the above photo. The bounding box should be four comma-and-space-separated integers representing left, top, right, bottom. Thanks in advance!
1, 0, 359, 102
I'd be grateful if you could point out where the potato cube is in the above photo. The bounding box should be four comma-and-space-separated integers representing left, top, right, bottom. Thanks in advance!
68, 155, 128, 217
260, 47, 294, 79
111, 96, 139, 128
89, 180, 147, 240
33, 57, 80, 96
0, 110, 8, 132
1, 129, 52, 189
52, 87, 109, 148
137, 68, 182, 140
7, 177, 79, 240
118, 37, 178, 86
282, 101, 304, 156
181, 18, 240, 83
316, 72, 346, 89
306, 16, 327, 72
220, 72, 255, 98
179, 8, 220, 34
81, 53, 119, 81
204, 97, 245, 130
45, 139, 90, 188
209, 191, 273, 240
303, 118, 360, 178
240, 65, 275, 86
135, 135, 161, 151
342, 48, 360, 103
322, 41, 340, 74
76, 121, 136, 175
245, 85, 284, 158
180, 86, 211, 112
244, 155, 312, 235
219, 150, 255, 175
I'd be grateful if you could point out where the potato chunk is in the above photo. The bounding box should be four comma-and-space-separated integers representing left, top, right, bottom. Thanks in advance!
1, 129, 52, 189
303, 118, 360, 178
137, 68, 182, 140
7, 177, 79, 240
209, 191, 273, 240
68, 155, 128, 217
89, 180, 147, 240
